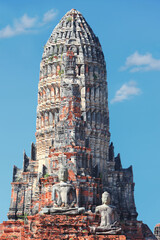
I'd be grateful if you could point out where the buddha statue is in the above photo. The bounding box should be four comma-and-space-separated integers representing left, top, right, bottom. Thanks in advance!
40, 165, 84, 215
90, 191, 121, 234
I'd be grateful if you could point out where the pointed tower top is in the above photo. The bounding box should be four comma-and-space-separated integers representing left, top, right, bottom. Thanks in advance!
42, 8, 102, 58
67, 8, 81, 14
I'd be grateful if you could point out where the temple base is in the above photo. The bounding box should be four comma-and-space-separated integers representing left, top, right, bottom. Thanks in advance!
0, 213, 156, 240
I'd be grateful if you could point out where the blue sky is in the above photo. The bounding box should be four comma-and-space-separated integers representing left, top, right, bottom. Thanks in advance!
0, 0, 160, 231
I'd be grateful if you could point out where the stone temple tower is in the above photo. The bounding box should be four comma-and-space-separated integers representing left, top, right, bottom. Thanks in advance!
7, 7, 136, 220
36, 8, 109, 177
0, 9, 156, 240
7, 8, 137, 221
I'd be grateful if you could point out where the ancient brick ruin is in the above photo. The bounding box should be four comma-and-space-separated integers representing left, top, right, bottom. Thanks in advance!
0, 9, 156, 239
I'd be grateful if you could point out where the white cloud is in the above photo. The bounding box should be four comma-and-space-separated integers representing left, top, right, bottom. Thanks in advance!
120, 51, 160, 72
111, 81, 141, 103
0, 9, 58, 39
0, 14, 37, 38
43, 9, 58, 24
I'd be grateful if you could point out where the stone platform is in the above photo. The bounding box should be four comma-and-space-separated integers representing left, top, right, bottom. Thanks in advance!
0, 213, 155, 240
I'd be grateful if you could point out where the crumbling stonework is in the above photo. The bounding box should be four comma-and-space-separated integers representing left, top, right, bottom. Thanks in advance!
154, 224, 160, 239
0, 214, 155, 240
0, 9, 156, 240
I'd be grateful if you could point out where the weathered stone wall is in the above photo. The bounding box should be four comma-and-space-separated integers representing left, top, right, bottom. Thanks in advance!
104, 143, 137, 220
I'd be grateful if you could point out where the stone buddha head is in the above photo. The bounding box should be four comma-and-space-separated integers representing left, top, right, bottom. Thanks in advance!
102, 191, 111, 205
58, 166, 68, 182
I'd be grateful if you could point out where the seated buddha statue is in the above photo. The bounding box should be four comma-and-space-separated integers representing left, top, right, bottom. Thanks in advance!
40, 165, 84, 215
90, 191, 121, 234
